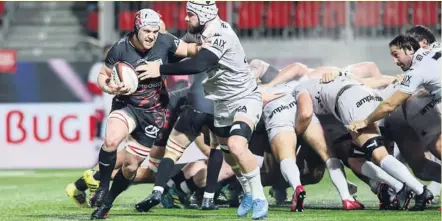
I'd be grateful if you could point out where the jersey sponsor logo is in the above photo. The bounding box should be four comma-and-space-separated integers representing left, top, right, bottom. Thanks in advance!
144, 125, 160, 138
235, 105, 247, 114
355, 95, 383, 108
419, 97, 441, 115
401, 75, 411, 87
139, 81, 163, 89
212, 38, 226, 49
213, 33, 221, 37
268, 100, 296, 119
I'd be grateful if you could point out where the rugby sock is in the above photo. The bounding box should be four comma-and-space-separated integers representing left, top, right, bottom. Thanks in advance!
380, 155, 424, 194
104, 169, 131, 206
98, 147, 117, 189
153, 158, 175, 194
325, 158, 353, 200
204, 149, 224, 198
93, 171, 101, 180
237, 175, 252, 194
280, 158, 301, 192
243, 167, 266, 200
74, 177, 88, 192
361, 161, 404, 193
171, 170, 186, 187
369, 179, 381, 194
179, 178, 198, 195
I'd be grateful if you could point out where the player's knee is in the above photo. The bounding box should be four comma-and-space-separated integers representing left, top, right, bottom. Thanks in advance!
227, 137, 248, 155
104, 136, 122, 151
359, 136, 385, 160
229, 121, 253, 142
123, 160, 139, 175
147, 156, 161, 173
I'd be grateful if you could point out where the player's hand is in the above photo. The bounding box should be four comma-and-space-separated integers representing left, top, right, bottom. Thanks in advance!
104, 79, 130, 95
394, 74, 405, 83
262, 92, 286, 106
346, 119, 368, 133
258, 84, 271, 90
320, 71, 339, 84
136, 62, 161, 80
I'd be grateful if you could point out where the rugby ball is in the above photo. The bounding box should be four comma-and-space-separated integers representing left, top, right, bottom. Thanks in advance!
111, 62, 139, 95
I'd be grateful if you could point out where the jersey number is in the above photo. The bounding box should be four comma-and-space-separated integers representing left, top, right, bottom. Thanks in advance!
432, 52, 441, 61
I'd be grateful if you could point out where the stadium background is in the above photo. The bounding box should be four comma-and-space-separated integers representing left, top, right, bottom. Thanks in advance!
0, 1, 440, 169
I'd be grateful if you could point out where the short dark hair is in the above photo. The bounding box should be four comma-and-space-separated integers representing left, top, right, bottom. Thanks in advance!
389, 34, 421, 52
406, 25, 436, 44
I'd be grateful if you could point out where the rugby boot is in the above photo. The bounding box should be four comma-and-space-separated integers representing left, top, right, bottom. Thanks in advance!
251, 199, 269, 220
89, 187, 108, 208
377, 183, 397, 210
290, 185, 306, 212
84, 169, 100, 198
342, 199, 365, 210
65, 183, 88, 208
237, 193, 253, 217
394, 184, 414, 210
90, 204, 112, 220
135, 190, 162, 212
201, 197, 218, 210
409, 186, 434, 211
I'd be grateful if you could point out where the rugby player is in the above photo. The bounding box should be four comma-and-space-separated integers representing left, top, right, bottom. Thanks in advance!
348, 34, 440, 210
134, 2, 269, 219
89, 9, 200, 219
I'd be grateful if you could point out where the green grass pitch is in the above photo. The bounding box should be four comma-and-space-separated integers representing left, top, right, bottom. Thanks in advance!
0, 169, 440, 221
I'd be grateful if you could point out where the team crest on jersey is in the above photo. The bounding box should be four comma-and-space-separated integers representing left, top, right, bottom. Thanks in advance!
174, 39, 180, 47
416, 54, 423, 61
401, 75, 411, 87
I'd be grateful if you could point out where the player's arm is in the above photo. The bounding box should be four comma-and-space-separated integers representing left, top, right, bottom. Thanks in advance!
97, 45, 129, 94
295, 91, 313, 135
365, 90, 411, 125
159, 48, 219, 75
264, 63, 309, 88
364, 71, 422, 125
174, 41, 200, 57
97, 65, 113, 93
350, 74, 397, 89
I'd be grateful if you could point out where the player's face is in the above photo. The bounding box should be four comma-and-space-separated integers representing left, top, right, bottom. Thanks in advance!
138, 26, 160, 50
390, 45, 413, 71
185, 11, 201, 34
418, 39, 430, 49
